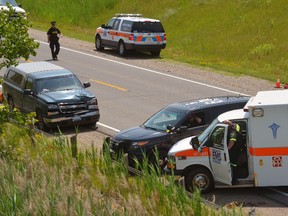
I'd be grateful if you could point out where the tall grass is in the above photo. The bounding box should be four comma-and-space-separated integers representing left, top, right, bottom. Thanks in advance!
21, 0, 288, 83
0, 106, 243, 215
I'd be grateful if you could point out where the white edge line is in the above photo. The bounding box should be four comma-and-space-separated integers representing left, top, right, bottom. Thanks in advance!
268, 187, 288, 197
97, 122, 120, 133
37, 40, 250, 133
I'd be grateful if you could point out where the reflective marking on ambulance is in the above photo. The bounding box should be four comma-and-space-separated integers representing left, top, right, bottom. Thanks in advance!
249, 147, 288, 156
175, 148, 210, 158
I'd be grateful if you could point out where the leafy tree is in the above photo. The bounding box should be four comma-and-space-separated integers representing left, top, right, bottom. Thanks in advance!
0, 4, 39, 69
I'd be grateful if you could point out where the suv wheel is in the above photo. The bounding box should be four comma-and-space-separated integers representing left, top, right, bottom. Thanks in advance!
148, 149, 168, 174
95, 35, 104, 51
118, 41, 127, 57
151, 50, 161, 57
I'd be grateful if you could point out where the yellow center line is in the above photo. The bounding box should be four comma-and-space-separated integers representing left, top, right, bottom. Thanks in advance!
90, 79, 128, 91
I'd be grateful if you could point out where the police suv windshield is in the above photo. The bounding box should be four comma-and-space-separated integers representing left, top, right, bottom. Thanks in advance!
143, 108, 186, 131
198, 118, 220, 144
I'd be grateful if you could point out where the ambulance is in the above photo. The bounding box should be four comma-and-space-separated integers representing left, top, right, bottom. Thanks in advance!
165, 90, 288, 193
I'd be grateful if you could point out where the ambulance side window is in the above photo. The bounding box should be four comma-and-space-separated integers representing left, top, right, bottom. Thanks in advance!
210, 126, 225, 150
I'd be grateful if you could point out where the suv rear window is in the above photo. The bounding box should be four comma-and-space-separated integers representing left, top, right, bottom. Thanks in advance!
131, 22, 165, 33
121, 20, 133, 32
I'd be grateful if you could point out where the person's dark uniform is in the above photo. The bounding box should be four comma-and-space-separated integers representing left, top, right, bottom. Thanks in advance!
226, 121, 245, 183
47, 21, 62, 60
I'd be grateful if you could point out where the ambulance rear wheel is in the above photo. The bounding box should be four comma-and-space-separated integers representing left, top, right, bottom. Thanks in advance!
185, 168, 214, 193
95, 35, 104, 51
118, 40, 127, 57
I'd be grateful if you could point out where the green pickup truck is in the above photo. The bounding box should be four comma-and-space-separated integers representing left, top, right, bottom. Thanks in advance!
2, 61, 100, 131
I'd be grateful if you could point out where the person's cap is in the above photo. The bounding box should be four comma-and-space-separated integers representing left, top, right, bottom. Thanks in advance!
51, 21, 56, 25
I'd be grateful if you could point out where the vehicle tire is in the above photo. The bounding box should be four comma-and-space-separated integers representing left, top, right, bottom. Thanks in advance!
148, 149, 168, 174
151, 50, 161, 57
95, 35, 104, 51
118, 40, 127, 57
36, 111, 49, 132
7, 97, 15, 112
184, 168, 214, 193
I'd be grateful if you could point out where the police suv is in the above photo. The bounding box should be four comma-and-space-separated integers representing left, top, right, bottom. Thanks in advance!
95, 14, 166, 57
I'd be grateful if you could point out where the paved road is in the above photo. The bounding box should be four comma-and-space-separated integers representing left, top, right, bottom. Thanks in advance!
26, 42, 245, 134
1, 32, 287, 215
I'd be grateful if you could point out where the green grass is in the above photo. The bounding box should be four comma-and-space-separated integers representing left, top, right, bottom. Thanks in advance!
20, 0, 288, 83
0, 106, 244, 215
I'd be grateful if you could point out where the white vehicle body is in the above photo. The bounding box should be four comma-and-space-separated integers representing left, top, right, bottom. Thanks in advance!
95, 14, 166, 57
0, 0, 26, 15
166, 90, 288, 192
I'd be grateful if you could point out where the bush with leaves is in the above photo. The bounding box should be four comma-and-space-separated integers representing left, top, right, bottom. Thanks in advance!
0, 4, 39, 69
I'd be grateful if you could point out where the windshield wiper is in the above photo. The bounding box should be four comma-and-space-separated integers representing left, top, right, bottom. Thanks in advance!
144, 125, 158, 131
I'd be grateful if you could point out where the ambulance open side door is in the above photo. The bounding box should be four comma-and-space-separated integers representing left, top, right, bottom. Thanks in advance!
208, 124, 232, 185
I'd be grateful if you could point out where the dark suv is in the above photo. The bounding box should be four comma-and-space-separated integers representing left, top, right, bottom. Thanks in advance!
2, 61, 100, 131
106, 96, 250, 169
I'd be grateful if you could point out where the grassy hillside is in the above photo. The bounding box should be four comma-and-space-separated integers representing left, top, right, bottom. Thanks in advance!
20, 0, 288, 83
0, 107, 237, 215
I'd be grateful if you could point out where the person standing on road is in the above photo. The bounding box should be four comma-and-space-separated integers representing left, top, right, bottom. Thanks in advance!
47, 21, 62, 60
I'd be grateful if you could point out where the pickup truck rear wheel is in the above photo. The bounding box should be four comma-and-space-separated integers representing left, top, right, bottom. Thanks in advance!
8, 97, 15, 112
185, 168, 214, 193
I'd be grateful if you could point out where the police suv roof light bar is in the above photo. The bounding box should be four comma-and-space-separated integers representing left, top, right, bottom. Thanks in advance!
115, 13, 143, 17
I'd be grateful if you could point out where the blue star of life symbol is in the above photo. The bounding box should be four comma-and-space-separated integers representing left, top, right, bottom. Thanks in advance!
269, 123, 280, 139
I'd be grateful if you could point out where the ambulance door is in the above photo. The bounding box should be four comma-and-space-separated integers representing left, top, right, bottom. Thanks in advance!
209, 125, 232, 185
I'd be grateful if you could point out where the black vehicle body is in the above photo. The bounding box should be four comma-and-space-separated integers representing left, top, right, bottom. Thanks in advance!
107, 96, 250, 168
2, 61, 100, 130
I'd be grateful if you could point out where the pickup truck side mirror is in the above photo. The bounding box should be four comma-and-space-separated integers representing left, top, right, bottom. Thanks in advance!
101, 24, 106, 28
83, 82, 91, 88
22, 89, 33, 95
